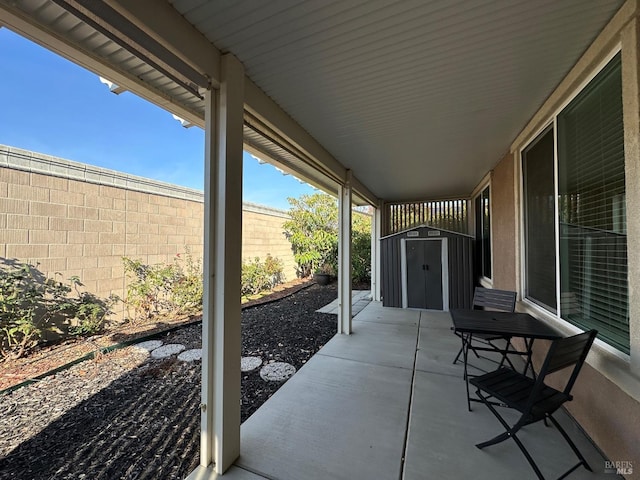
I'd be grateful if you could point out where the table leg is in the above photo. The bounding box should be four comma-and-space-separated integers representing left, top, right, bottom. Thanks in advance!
523, 338, 536, 379
462, 333, 472, 411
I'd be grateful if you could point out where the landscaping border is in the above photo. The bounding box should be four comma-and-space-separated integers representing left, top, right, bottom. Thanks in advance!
0, 280, 316, 396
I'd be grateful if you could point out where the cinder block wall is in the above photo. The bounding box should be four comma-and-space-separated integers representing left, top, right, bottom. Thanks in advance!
242, 203, 297, 280
0, 145, 296, 319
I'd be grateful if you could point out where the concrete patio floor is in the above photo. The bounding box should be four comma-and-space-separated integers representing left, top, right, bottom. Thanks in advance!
315, 290, 372, 317
190, 303, 616, 480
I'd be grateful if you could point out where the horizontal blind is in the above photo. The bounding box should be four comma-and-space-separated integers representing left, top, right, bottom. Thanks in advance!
557, 53, 629, 354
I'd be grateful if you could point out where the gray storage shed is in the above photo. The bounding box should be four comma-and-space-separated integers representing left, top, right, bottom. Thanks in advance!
380, 226, 474, 310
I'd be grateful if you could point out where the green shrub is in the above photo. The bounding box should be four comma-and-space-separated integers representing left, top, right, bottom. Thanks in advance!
66, 276, 119, 337
352, 211, 372, 284
283, 193, 339, 277
241, 255, 284, 297
0, 263, 116, 359
122, 249, 203, 322
284, 193, 372, 283
170, 251, 203, 311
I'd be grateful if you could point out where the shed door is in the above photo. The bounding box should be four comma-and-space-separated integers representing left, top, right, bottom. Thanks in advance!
406, 240, 443, 309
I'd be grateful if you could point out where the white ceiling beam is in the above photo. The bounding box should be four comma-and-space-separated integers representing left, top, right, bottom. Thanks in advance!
350, 175, 378, 207
244, 79, 346, 184
107, 0, 221, 88
0, 1, 202, 127
244, 80, 378, 205
244, 143, 338, 195
110, 1, 378, 204
90, 1, 379, 204
2, 0, 379, 206
54, 0, 208, 96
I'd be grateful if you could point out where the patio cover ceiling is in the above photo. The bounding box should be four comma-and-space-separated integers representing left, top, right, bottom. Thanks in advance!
0, 0, 625, 203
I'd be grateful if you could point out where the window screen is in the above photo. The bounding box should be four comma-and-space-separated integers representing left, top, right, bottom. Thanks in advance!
523, 128, 557, 312
557, 53, 628, 354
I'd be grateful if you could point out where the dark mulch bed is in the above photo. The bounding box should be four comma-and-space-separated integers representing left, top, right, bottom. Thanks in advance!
0, 283, 339, 480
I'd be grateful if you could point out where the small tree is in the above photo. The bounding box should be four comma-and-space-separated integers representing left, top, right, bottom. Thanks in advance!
284, 193, 339, 277
352, 211, 372, 284
284, 193, 372, 284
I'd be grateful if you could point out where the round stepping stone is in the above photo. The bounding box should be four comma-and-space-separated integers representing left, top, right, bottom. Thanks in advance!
151, 343, 185, 359
178, 349, 202, 362
260, 362, 296, 382
241, 356, 263, 372
132, 340, 163, 352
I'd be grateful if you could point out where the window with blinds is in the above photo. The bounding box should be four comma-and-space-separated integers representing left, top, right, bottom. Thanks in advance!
557, 53, 628, 354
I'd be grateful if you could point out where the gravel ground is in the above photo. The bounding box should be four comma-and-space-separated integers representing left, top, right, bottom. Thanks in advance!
0, 284, 339, 480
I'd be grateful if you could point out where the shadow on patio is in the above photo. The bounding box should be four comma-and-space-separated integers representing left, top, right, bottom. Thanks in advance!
194, 303, 616, 480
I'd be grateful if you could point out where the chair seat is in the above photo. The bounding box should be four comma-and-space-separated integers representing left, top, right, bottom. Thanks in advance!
470, 368, 570, 420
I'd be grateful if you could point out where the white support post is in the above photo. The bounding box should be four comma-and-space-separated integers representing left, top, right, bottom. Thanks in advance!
338, 171, 353, 334
370, 207, 377, 302
201, 53, 244, 475
372, 203, 383, 302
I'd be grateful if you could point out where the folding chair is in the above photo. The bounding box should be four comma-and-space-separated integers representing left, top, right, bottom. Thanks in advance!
470, 330, 597, 480
452, 287, 517, 369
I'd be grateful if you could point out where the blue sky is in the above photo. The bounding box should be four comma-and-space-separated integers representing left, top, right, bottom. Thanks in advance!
0, 28, 315, 210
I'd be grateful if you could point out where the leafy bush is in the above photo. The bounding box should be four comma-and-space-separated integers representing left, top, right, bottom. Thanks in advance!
0, 263, 116, 359
122, 257, 175, 320
284, 193, 372, 283
122, 250, 203, 322
283, 193, 339, 277
66, 276, 119, 337
352, 212, 372, 284
241, 255, 284, 297
170, 251, 203, 311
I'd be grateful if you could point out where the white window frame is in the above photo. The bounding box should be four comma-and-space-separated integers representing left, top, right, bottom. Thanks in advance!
471, 175, 493, 287
517, 45, 632, 367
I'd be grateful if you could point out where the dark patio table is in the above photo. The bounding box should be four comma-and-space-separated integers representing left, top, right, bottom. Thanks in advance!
450, 309, 562, 410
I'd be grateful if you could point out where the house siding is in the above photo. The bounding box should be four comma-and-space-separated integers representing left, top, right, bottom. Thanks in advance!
482, 7, 640, 462
489, 152, 518, 292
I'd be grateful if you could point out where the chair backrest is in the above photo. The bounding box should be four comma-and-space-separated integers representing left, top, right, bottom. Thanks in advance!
536, 330, 598, 396
521, 331, 597, 421
472, 287, 517, 312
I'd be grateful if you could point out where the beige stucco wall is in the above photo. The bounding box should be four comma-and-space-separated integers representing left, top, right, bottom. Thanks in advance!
0, 146, 296, 320
488, 152, 517, 292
